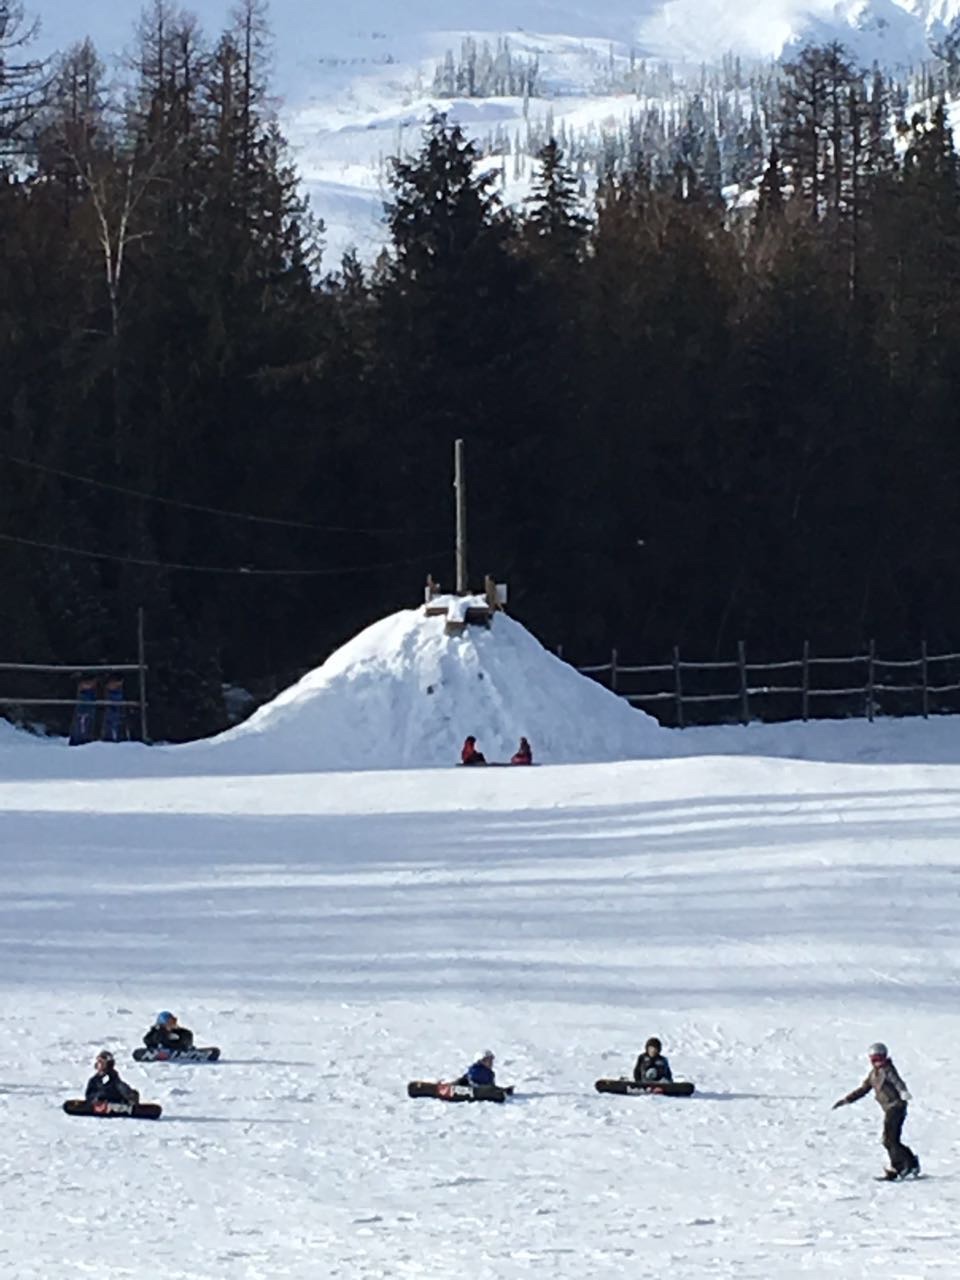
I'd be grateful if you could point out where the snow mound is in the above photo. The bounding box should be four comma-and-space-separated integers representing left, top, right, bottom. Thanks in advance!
208, 602, 665, 771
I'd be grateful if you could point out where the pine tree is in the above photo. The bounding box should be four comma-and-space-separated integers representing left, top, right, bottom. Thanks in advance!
758, 143, 785, 220
523, 138, 589, 261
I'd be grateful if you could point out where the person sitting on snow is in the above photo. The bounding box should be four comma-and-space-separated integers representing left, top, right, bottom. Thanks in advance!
456, 1050, 497, 1087
461, 736, 487, 766
85, 1050, 140, 1104
143, 1011, 195, 1053
634, 1036, 673, 1085
511, 737, 533, 765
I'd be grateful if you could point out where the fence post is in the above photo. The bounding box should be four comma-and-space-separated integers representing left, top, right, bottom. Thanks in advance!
802, 640, 810, 722
610, 648, 619, 694
921, 639, 929, 719
137, 606, 149, 744
737, 640, 749, 725
673, 645, 684, 729
866, 638, 876, 722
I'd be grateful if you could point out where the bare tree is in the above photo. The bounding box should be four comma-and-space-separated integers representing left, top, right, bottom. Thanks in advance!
0, 1, 48, 158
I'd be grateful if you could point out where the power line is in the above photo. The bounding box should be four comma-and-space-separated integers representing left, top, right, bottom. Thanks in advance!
1, 453, 417, 536
0, 530, 443, 578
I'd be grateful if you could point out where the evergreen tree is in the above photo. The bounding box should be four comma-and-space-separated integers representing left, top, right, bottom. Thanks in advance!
523, 138, 589, 261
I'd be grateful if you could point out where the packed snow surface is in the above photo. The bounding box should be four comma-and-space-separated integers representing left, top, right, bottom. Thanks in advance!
3, 693, 960, 1276
199, 602, 663, 771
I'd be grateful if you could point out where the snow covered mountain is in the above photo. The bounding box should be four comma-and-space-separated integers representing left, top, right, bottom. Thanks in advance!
29, 0, 960, 262
282, 0, 960, 265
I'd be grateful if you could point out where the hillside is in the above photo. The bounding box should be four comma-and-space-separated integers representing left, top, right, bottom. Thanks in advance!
29, 0, 960, 264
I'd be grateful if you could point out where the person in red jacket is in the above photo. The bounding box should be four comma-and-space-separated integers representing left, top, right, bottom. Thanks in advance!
511, 737, 533, 765
461, 736, 487, 765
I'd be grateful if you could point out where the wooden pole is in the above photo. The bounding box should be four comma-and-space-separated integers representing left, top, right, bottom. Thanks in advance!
738, 639, 749, 725
137, 606, 149, 744
802, 640, 810, 722
454, 438, 467, 595
921, 639, 929, 719
673, 645, 684, 729
611, 647, 619, 694
866, 638, 876, 722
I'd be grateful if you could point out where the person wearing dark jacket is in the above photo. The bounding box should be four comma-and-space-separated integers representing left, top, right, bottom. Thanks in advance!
461, 736, 487, 766
456, 1050, 497, 1087
510, 737, 533, 765
833, 1042, 920, 1179
85, 1051, 140, 1104
143, 1011, 195, 1052
634, 1037, 673, 1085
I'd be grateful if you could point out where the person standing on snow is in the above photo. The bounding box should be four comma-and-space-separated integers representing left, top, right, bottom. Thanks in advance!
833, 1042, 920, 1179
634, 1036, 673, 1085
461, 736, 487, 766
143, 1011, 195, 1053
510, 737, 533, 765
85, 1051, 140, 1105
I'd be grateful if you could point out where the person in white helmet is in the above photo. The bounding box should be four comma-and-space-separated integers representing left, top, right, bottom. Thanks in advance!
833, 1042, 920, 1179
456, 1050, 497, 1087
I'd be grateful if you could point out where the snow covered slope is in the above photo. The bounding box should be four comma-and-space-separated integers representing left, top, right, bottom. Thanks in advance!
198, 601, 664, 771
285, 0, 960, 264
2, 728, 960, 1277
30, 1, 960, 263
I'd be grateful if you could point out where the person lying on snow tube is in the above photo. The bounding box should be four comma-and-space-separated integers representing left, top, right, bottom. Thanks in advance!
511, 736, 533, 765
86, 1050, 140, 1104
633, 1037, 673, 1085
143, 1011, 194, 1052
461, 736, 487, 766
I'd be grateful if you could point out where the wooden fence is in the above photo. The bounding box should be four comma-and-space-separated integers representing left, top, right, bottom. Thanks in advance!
0, 608, 149, 741
569, 641, 960, 728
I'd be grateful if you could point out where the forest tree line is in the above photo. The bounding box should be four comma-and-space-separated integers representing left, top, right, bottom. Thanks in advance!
3, 4, 960, 739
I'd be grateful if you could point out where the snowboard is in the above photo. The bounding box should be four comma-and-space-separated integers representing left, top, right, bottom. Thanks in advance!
133, 1046, 220, 1063
595, 1078, 696, 1098
63, 1099, 162, 1120
407, 1080, 513, 1103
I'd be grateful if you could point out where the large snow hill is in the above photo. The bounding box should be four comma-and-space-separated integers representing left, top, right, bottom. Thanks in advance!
205, 601, 664, 771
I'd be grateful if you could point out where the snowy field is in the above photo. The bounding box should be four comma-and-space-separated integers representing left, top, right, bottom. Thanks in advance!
3, 728, 960, 1278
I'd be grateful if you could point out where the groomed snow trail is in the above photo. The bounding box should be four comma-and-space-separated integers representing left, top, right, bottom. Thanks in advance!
2, 748, 960, 1278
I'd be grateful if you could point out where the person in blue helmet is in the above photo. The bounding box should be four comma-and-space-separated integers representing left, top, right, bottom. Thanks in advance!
143, 1011, 194, 1053
455, 1050, 497, 1087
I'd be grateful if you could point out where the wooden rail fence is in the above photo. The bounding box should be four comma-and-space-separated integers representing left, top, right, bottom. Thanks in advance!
568, 641, 960, 728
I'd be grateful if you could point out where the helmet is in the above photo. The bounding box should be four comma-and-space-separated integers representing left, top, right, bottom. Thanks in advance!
479, 1049, 495, 1063
868, 1042, 888, 1058
156, 1011, 175, 1026
95, 1049, 115, 1068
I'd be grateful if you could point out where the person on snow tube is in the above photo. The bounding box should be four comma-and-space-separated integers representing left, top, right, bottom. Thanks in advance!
461, 736, 487, 766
